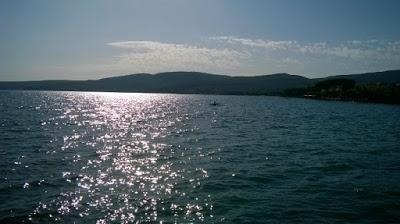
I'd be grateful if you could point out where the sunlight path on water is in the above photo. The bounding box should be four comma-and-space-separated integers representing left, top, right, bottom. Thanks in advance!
33, 92, 214, 223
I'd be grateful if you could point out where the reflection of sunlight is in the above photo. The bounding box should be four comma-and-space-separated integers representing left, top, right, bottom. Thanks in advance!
34, 92, 213, 223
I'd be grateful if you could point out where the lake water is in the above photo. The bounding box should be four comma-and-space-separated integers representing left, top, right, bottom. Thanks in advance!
0, 91, 399, 223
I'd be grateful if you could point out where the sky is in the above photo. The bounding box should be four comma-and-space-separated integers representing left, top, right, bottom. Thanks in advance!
1, 0, 400, 81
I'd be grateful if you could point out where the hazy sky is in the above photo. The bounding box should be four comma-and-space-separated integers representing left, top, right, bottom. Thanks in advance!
1, 0, 400, 81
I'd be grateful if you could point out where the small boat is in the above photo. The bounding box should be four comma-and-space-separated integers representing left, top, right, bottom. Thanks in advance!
210, 101, 219, 106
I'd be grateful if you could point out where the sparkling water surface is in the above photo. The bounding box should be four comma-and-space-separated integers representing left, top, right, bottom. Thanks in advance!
0, 91, 399, 223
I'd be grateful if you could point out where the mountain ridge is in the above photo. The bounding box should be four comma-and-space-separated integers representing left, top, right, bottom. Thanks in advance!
0, 70, 399, 95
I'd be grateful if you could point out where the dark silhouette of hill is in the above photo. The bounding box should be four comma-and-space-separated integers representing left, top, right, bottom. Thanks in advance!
284, 76, 400, 104
317, 70, 400, 84
0, 70, 399, 95
0, 71, 312, 94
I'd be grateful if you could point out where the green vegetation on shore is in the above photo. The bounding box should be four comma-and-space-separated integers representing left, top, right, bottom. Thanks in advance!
284, 79, 400, 104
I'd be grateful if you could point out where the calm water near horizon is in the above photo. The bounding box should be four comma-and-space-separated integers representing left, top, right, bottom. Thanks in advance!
0, 90, 399, 223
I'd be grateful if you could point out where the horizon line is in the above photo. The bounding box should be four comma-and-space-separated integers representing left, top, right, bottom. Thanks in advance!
1, 69, 399, 82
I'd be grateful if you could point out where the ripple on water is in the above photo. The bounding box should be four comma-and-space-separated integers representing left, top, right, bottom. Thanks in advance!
0, 91, 399, 223
14, 92, 215, 223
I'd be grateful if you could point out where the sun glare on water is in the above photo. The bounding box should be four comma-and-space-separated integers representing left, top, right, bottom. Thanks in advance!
31, 92, 214, 223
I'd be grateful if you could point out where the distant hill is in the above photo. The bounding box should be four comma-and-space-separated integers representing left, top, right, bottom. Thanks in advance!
317, 70, 400, 84
284, 73, 400, 104
0, 70, 399, 95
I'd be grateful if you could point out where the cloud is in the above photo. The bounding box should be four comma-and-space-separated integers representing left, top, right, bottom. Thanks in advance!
209, 36, 400, 76
212, 36, 400, 61
210, 36, 295, 50
105, 41, 249, 74
37, 37, 400, 80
